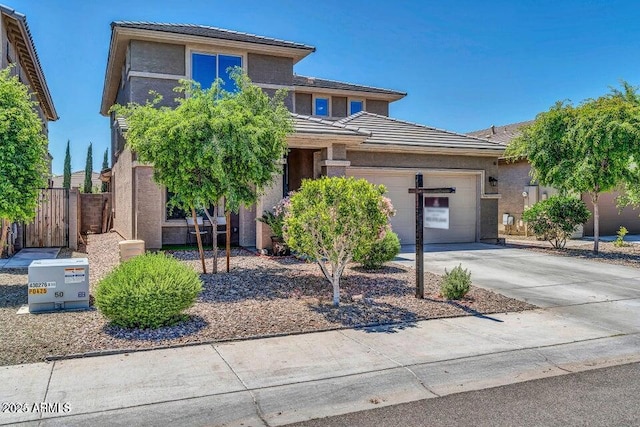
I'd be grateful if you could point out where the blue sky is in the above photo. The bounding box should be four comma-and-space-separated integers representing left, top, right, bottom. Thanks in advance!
10, 0, 640, 174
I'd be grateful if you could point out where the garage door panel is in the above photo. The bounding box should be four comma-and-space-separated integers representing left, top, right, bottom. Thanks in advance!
348, 170, 477, 244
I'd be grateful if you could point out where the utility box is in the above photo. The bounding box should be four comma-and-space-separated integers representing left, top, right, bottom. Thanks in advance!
119, 240, 145, 262
28, 258, 90, 313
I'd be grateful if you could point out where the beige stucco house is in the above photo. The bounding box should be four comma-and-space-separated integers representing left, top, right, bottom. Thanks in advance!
469, 122, 640, 236
101, 21, 505, 250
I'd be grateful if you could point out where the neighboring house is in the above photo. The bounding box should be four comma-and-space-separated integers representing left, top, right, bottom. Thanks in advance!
468, 122, 640, 236
101, 21, 504, 250
51, 171, 102, 191
0, 4, 58, 250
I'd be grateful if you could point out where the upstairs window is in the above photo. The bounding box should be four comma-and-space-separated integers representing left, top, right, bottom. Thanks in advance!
314, 97, 329, 116
349, 99, 364, 115
191, 52, 242, 93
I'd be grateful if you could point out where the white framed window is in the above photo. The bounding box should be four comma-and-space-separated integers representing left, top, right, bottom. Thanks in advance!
313, 95, 330, 116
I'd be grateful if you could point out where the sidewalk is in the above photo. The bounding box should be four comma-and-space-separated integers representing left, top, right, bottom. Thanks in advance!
2, 244, 640, 426
2, 308, 639, 426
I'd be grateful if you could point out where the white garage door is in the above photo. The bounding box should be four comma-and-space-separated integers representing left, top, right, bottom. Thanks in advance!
347, 169, 478, 244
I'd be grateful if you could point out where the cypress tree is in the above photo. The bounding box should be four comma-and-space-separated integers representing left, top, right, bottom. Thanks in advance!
83, 143, 93, 193
101, 148, 109, 192
62, 140, 71, 189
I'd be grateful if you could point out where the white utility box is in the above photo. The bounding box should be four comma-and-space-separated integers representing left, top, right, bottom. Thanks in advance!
119, 240, 145, 262
28, 258, 90, 313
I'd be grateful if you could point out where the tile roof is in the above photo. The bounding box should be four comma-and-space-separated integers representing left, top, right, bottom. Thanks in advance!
291, 113, 370, 136
293, 75, 406, 97
466, 120, 533, 146
112, 21, 316, 51
117, 112, 504, 154
337, 112, 505, 153
116, 114, 369, 137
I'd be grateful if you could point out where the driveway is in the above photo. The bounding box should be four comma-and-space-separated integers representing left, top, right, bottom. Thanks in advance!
396, 243, 640, 334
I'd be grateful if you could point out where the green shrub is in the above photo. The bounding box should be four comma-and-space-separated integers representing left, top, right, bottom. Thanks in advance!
614, 226, 629, 247
95, 253, 203, 329
440, 264, 471, 300
522, 195, 591, 249
283, 177, 395, 306
353, 230, 401, 269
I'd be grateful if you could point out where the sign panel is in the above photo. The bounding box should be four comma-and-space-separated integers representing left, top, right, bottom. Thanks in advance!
424, 197, 449, 229
64, 268, 86, 284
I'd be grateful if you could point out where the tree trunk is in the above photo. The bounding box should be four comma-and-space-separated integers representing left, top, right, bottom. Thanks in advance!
331, 275, 340, 306
191, 207, 207, 274
0, 218, 8, 259
593, 195, 600, 255
226, 211, 231, 273
205, 205, 218, 274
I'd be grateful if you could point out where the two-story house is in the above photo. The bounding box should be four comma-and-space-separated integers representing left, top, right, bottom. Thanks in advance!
100, 22, 504, 250
0, 4, 58, 251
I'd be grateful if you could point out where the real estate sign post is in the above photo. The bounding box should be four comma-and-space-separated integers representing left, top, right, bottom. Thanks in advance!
409, 173, 455, 299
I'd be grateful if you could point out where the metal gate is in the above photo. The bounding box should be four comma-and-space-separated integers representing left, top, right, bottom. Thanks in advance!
23, 188, 69, 248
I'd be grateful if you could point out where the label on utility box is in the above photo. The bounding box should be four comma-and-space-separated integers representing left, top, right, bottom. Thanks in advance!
64, 268, 86, 284
28, 282, 56, 295
28, 281, 56, 288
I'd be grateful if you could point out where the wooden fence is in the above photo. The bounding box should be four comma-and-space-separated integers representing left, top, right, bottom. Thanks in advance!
23, 188, 68, 248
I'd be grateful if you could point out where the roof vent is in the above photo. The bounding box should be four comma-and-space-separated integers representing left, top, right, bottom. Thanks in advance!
491, 125, 496, 135
307, 77, 315, 84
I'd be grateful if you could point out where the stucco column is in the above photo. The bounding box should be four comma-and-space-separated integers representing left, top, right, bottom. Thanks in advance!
254, 166, 284, 250
320, 143, 350, 177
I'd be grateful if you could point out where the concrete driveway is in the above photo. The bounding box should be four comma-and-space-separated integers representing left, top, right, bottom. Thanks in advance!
396, 243, 640, 333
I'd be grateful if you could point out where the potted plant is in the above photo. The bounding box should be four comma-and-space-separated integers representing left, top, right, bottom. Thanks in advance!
257, 196, 291, 255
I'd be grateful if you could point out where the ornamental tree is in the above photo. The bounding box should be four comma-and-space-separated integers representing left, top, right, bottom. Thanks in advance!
63, 140, 71, 189
283, 177, 394, 306
83, 142, 93, 193
506, 82, 640, 254
101, 148, 109, 192
112, 71, 292, 272
0, 68, 48, 257
522, 196, 591, 249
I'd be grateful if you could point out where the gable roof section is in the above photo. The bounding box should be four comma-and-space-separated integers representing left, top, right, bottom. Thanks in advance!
337, 112, 504, 155
466, 120, 533, 145
0, 4, 57, 120
113, 22, 316, 52
293, 75, 406, 100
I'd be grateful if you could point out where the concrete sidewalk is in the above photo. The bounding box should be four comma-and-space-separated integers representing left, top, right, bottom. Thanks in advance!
2, 311, 639, 426
0, 248, 60, 269
2, 245, 640, 426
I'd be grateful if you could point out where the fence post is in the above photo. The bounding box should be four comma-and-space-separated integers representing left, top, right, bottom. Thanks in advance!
68, 188, 79, 250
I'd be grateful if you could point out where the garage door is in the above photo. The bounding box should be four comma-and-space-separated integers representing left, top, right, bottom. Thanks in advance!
347, 169, 478, 244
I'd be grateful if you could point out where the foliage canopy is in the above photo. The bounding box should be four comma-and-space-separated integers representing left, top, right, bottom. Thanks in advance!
506, 82, 640, 252
522, 195, 591, 249
0, 68, 48, 256
283, 177, 394, 306
111, 71, 293, 271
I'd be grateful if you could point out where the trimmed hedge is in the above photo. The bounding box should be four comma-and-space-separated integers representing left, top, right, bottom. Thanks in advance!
95, 253, 202, 329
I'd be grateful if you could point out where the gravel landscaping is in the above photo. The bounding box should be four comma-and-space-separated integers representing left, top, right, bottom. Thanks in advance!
504, 236, 640, 269
0, 233, 533, 366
